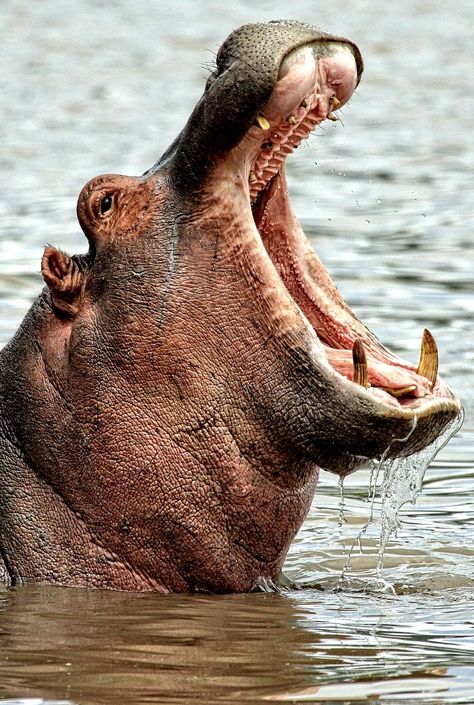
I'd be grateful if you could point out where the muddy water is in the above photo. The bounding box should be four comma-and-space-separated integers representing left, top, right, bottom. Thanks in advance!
1, 0, 473, 703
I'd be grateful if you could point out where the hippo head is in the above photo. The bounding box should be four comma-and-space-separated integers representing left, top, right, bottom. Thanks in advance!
7, 21, 461, 592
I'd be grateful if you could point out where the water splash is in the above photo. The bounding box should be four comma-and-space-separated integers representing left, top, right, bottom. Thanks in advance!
376, 409, 465, 577
337, 416, 419, 591
255, 572, 300, 593
337, 409, 464, 594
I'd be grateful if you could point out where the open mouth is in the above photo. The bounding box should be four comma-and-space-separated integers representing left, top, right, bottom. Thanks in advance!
151, 23, 461, 467
232, 40, 457, 418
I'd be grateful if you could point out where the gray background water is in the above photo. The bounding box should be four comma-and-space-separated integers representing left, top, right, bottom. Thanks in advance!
1, 0, 473, 703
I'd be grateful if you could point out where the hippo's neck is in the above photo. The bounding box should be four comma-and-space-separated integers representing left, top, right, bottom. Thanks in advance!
0, 291, 319, 591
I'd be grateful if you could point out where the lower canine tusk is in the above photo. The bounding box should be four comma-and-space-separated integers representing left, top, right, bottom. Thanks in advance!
352, 338, 369, 388
417, 328, 438, 389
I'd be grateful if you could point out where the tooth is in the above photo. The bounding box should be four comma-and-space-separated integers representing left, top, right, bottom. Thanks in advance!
255, 114, 270, 130
286, 114, 296, 125
417, 328, 438, 389
249, 171, 257, 183
327, 112, 338, 121
329, 96, 341, 109
300, 98, 309, 108
352, 339, 369, 388
380, 385, 417, 398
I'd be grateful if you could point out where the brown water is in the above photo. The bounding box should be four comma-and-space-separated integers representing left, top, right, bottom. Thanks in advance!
1, 0, 474, 703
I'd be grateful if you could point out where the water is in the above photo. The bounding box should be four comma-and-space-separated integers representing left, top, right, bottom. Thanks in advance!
1, 0, 474, 703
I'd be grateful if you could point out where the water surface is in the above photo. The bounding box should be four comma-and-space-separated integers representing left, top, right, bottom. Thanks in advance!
1, 0, 473, 703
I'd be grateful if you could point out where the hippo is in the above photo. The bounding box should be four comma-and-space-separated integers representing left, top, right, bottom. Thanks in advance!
0, 21, 461, 592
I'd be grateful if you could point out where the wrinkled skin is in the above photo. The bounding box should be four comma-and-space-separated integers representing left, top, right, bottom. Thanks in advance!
0, 21, 461, 591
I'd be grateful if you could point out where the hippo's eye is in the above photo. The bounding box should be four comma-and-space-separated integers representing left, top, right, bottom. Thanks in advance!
100, 194, 113, 214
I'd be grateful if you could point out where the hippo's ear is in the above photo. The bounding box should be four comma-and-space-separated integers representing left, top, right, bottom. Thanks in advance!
41, 247, 84, 318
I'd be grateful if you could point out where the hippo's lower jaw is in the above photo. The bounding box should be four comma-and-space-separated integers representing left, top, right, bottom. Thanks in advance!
199, 38, 461, 472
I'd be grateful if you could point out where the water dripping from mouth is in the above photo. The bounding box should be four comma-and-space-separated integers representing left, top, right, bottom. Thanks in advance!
337, 475, 347, 528
336, 408, 464, 595
376, 409, 465, 578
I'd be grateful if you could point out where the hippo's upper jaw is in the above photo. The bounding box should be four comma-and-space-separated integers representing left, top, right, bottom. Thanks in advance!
0, 22, 461, 593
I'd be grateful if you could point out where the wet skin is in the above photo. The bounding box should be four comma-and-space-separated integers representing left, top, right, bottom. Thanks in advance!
0, 21, 461, 591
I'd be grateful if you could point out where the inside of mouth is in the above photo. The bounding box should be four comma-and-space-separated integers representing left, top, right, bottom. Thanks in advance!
242, 41, 441, 410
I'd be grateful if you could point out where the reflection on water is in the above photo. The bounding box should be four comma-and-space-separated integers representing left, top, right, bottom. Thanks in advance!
1, 586, 474, 705
1, 0, 474, 702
